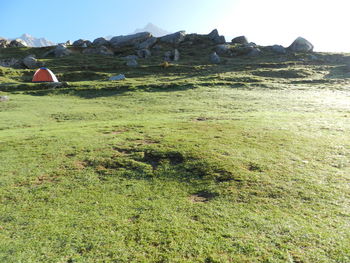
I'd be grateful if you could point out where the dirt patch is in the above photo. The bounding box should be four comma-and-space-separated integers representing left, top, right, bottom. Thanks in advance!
73, 161, 87, 170
189, 190, 219, 203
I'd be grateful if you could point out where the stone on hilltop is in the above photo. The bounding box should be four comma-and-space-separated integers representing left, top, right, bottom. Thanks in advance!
110, 32, 152, 48
270, 45, 286, 54
160, 31, 186, 45
208, 29, 226, 44
288, 37, 314, 52
232, 36, 248, 45
73, 39, 92, 47
136, 37, 157, 50
93, 37, 109, 47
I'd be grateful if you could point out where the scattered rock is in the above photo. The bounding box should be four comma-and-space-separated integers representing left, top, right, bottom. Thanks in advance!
215, 44, 232, 55
73, 39, 92, 47
92, 37, 109, 47
209, 52, 221, 64
288, 37, 314, 52
0, 96, 9, 102
164, 49, 180, 62
0, 58, 22, 68
126, 58, 138, 67
23, 55, 43, 69
137, 49, 151, 58
136, 37, 157, 49
9, 39, 27, 47
82, 46, 113, 56
208, 29, 226, 44
110, 32, 152, 48
232, 36, 248, 45
270, 45, 286, 54
160, 31, 186, 45
109, 74, 126, 81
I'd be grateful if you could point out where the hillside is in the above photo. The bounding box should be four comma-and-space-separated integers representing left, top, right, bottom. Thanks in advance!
0, 33, 349, 262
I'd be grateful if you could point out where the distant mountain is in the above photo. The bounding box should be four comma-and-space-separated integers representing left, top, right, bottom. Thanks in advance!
10, 34, 55, 47
133, 23, 171, 37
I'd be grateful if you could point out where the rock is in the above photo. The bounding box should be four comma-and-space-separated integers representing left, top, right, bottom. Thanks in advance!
164, 49, 180, 62
110, 32, 152, 48
137, 49, 151, 58
73, 39, 92, 47
126, 59, 138, 67
65, 40, 72, 46
82, 46, 113, 56
270, 45, 286, 54
247, 48, 262, 57
160, 31, 186, 45
208, 29, 226, 44
43, 44, 72, 58
0, 58, 22, 68
231, 45, 256, 56
288, 37, 314, 52
93, 37, 109, 47
215, 44, 232, 55
136, 37, 157, 49
109, 74, 126, 81
232, 36, 248, 45
9, 39, 27, 47
23, 55, 43, 69
0, 96, 9, 102
0, 39, 10, 48
209, 52, 221, 64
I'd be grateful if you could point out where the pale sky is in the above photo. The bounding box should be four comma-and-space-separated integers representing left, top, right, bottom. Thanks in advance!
0, 0, 349, 52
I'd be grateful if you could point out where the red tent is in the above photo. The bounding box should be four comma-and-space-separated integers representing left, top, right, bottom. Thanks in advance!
32, 67, 59, 82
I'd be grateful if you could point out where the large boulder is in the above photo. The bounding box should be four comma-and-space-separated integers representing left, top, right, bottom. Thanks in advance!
110, 32, 152, 48
215, 44, 232, 55
23, 55, 43, 69
160, 31, 186, 45
164, 49, 180, 62
92, 37, 109, 47
82, 46, 113, 56
270, 45, 286, 54
73, 39, 92, 47
208, 29, 226, 44
209, 52, 221, 64
126, 58, 138, 67
288, 37, 314, 52
0, 58, 22, 68
43, 44, 72, 58
136, 37, 157, 50
232, 36, 248, 45
9, 39, 27, 47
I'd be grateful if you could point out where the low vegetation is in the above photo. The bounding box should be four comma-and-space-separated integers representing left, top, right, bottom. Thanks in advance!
0, 44, 349, 262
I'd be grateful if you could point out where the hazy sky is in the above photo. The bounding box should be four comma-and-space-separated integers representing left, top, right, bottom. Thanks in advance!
0, 0, 349, 52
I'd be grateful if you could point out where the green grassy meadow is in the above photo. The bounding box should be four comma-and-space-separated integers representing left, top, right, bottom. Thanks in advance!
0, 45, 350, 262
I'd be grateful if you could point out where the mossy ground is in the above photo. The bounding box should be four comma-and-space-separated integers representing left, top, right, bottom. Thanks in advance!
0, 45, 350, 262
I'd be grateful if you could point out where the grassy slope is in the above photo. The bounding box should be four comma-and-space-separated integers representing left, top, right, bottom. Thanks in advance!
0, 44, 350, 262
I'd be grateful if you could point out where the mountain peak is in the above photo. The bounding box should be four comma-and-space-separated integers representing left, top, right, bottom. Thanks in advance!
134, 23, 171, 37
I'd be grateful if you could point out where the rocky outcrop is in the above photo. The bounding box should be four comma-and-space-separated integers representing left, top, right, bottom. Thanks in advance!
270, 45, 286, 54
110, 32, 152, 48
208, 29, 226, 44
209, 52, 221, 64
43, 44, 72, 58
288, 37, 313, 52
0, 38, 10, 48
9, 39, 27, 47
0, 58, 22, 68
92, 37, 109, 47
160, 31, 186, 45
136, 37, 157, 50
73, 39, 92, 47
232, 36, 248, 45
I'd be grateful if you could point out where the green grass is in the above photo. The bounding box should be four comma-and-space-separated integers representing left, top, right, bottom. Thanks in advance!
0, 44, 349, 262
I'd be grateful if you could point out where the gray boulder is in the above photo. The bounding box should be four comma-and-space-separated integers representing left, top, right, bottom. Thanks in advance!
82, 46, 113, 56
126, 58, 138, 67
209, 52, 221, 64
215, 44, 232, 55
0, 58, 22, 68
232, 36, 248, 45
23, 55, 43, 69
136, 37, 157, 49
109, 74, 126, 81
93, 37, 109, 47
247, 48, 262, 57
137, 49, 151, 58
160, 31, 186, 45
110, 32, 152, 48
208, 29, 226, 44
43, 44, 72, 58
164, 49, 180, 62
270, 45, 286, 54
73, 39, 92, 47
0, 96, 9, 102
9, 39, 27, 47
288, 37, 314, 52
